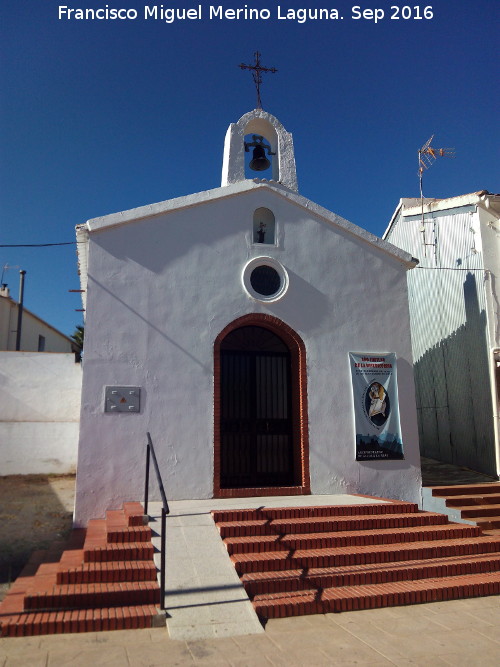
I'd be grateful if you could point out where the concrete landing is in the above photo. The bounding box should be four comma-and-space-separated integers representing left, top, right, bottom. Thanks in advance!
421, 456, 498, 487
147, 494, 389, 641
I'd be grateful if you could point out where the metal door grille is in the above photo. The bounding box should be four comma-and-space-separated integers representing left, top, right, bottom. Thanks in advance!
220, 327, 294, 488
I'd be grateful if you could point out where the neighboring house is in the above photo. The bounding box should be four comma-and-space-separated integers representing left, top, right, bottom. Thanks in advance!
0, 285, 78, 353
384, 191, 500, 478
74, 108, 422, 526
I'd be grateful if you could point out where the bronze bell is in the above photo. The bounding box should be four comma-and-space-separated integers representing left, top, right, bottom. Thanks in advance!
249, 144, 271, 171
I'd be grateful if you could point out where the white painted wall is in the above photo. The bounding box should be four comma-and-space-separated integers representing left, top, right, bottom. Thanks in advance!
0, 352, 82, 475
75, 182, 421, 526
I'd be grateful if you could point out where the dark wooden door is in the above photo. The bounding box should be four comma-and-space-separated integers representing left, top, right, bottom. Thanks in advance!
220, 326, 294, 488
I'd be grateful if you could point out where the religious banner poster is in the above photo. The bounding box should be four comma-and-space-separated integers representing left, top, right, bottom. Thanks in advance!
349, 353, 404, 461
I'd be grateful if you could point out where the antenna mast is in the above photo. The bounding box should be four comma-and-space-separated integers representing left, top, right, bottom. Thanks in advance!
417, 136, 455, 255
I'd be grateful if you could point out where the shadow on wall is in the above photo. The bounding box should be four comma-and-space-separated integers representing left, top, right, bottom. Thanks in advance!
92, 204, 246, 275
414, 273, 495, 476
0, 475, 75, 596
268, 269, 330, 333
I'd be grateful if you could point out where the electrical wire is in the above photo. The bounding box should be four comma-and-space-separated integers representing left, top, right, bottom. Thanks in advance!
0, 244, 486, 274
415, 266, 485, 271
0, 242, 80, 247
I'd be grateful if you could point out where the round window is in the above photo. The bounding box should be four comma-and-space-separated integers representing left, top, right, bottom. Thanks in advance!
242, 257, 289, 302
250, 265, 281, 296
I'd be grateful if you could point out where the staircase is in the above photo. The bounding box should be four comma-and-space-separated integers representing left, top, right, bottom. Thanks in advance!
427, 483, 500, 534
212, 501, 500, 619
0, 502, 164, 637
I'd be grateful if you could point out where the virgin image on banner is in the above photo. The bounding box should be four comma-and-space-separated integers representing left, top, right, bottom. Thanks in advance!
349, 352, 404, 461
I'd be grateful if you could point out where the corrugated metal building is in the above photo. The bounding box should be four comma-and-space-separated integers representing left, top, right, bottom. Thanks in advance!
384, 191, 500, 478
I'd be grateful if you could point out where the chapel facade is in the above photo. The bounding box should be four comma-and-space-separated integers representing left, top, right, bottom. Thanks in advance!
74, 109, 422, 526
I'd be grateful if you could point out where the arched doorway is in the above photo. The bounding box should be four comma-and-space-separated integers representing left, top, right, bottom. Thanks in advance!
214, 314, 310, 497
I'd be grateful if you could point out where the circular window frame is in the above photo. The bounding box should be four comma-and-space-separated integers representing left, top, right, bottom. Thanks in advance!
242, 257, 289, 302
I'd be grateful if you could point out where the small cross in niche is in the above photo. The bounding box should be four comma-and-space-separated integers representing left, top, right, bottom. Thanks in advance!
257, 222, 266, 243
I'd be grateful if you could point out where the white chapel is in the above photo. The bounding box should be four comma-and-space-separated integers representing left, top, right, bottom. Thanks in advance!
74, 107, 422, 526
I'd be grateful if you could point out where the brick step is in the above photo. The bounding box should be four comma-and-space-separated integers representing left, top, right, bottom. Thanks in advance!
1, 604, 162, 637
216, 511, 449, 538
87, 517, 107, 532
24, 581, 160, 611
431, 483, 500, 497
84, 514, 151, 546
459, 505, 500, 518
104, 503, 147, 528
214, 503, 500, 621
106, 525, 152, 544
231, 536, 500, 575
83, 519, 107, 550
105, 509, 130, 528
212, 502, 418, 523
251, 571, 500, 619
123, 502, 148, 526
56, 560, 158, 584
445, 494, 500, 507
0, 501, 166, 638
224, 523, 481, 555
83, 542, 154, 563
241, 552, 500, 597
473, 517, 500, 530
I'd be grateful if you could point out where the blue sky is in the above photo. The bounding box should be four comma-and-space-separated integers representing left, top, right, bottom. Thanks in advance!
1, 0, 498, 337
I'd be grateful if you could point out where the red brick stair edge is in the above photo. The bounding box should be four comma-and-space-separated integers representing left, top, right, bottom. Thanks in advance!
1, 605, 166, 637
252, 572, 500, 619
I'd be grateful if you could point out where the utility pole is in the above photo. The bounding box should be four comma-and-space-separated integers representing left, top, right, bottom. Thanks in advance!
15, 270, 26, 351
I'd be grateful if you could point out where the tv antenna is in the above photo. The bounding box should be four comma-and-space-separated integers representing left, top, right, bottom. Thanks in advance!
417, 136, 455, 255
1, 263, 20, 285
418, 135, 455, 195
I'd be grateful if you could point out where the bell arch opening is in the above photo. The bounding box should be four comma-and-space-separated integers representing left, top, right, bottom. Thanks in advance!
214, 314, 310, 498
221, 110, 298, 191
244, 134, 274, 180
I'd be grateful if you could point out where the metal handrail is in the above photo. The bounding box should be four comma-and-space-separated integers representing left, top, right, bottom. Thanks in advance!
144, 432, 169, 610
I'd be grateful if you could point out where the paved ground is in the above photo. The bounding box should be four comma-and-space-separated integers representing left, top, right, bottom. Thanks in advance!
1, 595, 500, 666
1, 461, 500, 664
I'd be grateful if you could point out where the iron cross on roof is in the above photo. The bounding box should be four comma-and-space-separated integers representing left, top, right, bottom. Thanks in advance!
239, 52, 277, 109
